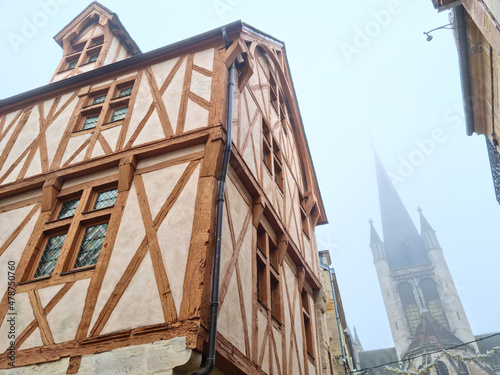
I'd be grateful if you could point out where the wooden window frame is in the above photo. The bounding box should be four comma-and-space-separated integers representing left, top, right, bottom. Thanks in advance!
22, 181, 119, 283
256, 225, 283, 323
301, 290, 315, 358
60, 34, 105, 72
262, 119, 285, 193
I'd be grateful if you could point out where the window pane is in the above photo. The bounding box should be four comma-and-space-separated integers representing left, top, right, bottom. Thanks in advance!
118, 87, 132, 97
88, 54, 99, 63
398, 282, 420, 335
57, 199, 80, 219
93, 188, 118, 210
111, 107, 128, 122
34, 234, 67, 278
74, 223, 108, 268
83, 115, 99, 130
68, 61, 77, 69
92, 95, 106, 105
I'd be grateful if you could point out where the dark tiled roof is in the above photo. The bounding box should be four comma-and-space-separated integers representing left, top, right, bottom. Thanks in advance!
359, 347, 398, 375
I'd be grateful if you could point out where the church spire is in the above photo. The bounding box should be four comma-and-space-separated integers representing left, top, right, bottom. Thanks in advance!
373, 151, 429, 269
417, 207, 434, 233
369, 219, 382, 245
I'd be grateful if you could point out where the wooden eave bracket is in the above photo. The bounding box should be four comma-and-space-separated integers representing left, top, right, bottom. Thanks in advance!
118, 155, 137, 192
297, 265, 305, 292
41, 177, 64, 212
252, 196, 265, 228
277, 234, 288, 266
224, 39, 255, 92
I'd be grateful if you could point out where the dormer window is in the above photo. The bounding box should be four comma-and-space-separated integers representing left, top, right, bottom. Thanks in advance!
68, 60, 77, 70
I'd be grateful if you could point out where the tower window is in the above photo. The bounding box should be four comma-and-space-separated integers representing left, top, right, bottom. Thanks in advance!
420, 278, 449, 329
398, 282, 420, 335
68, 60, 77, 70
436, 361, 449, 375
87, 54, 99, 63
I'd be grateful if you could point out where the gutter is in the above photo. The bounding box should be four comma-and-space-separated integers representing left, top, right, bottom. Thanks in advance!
192, 28, 236, 375
320, 262, 348, 375
455, 5, 475, 136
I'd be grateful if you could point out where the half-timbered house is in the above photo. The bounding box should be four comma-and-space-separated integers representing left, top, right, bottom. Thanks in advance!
0, 3, 331, 374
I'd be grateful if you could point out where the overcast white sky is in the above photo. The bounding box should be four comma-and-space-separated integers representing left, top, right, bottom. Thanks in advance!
0, 0, 498, 351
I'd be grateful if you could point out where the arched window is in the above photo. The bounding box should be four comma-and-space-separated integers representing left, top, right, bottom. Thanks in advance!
436, 361, 449, 375
457, 361, 469, 375
420, 278, 449, 329
398, 282, 420, 335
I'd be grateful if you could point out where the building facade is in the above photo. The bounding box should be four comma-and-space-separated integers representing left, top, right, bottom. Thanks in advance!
431, 0, 500, 205
0, 3, 331, 374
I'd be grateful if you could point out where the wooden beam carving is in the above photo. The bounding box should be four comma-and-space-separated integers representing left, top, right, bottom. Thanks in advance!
252, 196, 265, 228
118, 155, 137, 192
297, 265, 305, 292
41, 176, 63, 212
277, 234, 288, 266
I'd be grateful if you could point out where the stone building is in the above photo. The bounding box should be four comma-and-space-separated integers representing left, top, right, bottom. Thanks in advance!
357, 153, 498, 375
0, 2, 333, 374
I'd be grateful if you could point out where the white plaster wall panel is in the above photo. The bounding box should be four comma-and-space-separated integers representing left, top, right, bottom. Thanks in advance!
102, 251, 164, 334
308, 359, 316, 375
247, 88, 258, 122
38, 284, 65, 308
2, 155, 26, 184
241, 123, 258, 179
293, 291, 305, 374
156, 165, 199, 314
76, 27, 93, 41
116, 45, 128, 62
25, 149, 42, 178
261, 339, 270, 374
19, 326, 43, 350
93, 25, 104, 36
218, 273, 246, 354
226, 178, 250, 241
0, 189, 41, 208
91, 139, 105, 158
257, 310, 268, 370
151, 58, 178, 89
220, 206, 233, 283
239, 227, 253, 355
288, 202, 300, 249
89, 183, 146, 331
132, 109, 165, 147
1, 110, 21, 131
183, 99, 209, 133
0, 205, 38, 300
272, 326, 283, 375
46, 278, 90, 343
69, 146, 86, 165
0, 106, 40, 179
91, 79, 114, 90
275, 189, 284, 219
190, 71, 212, 102
193, 48, 214, 71
103, 36, 120, 66
61, 133, 91, 166
0, 292, 34, 353
63, 167, 118, 189
79, 63, 96, 73
161, 59, 187, 134
141, 162, 189, 220
0, 115, 19, 154
53, 72, 72, 82
101, 125, 121, 152
136, 144, 204, 170
0, 357, 71, 375
116, 72, 137, 82
126, 72, 154, 143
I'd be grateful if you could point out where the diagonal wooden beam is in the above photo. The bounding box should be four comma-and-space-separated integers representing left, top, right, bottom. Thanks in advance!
28, 290, 54, 345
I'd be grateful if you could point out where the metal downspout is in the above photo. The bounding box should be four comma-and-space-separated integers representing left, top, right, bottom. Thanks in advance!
192, 29, 235, 375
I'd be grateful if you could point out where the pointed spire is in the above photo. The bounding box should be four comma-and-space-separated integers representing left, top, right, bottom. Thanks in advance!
353, 326, 364, 351
373, 150, 429, 269
369, 219, 382, 245
417, 207, 434, 233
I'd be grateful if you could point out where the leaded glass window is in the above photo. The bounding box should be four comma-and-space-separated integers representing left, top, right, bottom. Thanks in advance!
83, 115, 99, 130
93, 189, 118, 210
88, 54, 99, 63
34, 234, 67, 278
111, 107, 127, 122
57, 199, 80, 219
92, 95, 106, 105
420, 278, 449, 329
118, 87, 132, 97
398, 282, 420, 335
68, 61, 77, 69
74, 223, 108, 268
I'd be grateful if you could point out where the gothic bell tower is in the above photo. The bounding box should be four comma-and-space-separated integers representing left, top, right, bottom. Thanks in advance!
369, 152, 476, 360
